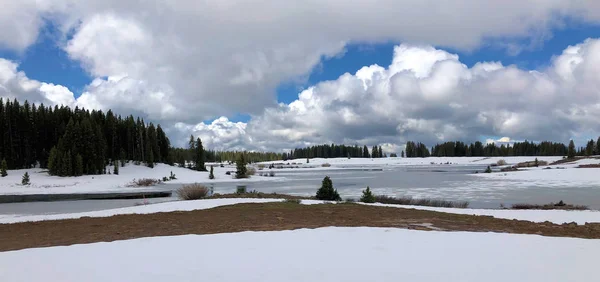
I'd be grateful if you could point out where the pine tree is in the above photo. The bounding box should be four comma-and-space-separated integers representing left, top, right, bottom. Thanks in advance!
235, 154, 247, 179
401, 150, 405, 158
363, 145, 370, 158
47, 147, 58, 175
209, 165, 215, 180
22, 172, 30, 185
360, 186, 375, 203
114, 160, 119, 175
75, 154, 84, 176
568, 140, 576, 159
315, 176, 341, 201
195, 138, 206, 171
1, 159, 7, 177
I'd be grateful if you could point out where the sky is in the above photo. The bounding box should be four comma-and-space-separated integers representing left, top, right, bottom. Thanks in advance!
2, 1, 600, 153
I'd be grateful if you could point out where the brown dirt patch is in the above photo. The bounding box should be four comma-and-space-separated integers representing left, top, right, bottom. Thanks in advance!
1, 202, 599, 252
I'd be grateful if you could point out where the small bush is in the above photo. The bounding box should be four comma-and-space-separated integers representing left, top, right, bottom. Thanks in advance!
374, 195, 469, 208
285, 198, 301, 204
162, 176, 168, 182
209, 165, 215, 180
496, 159, 507, 166
484, 166, 492, 173
1, 159, 7, 177
176, 184, 209, 200
321, 163, 331, 167
360, 186, 376, 203
225, 171, 231, 175
127, 178, 160, 187
257, 164, 266, 170
269, 171, 275, 177
22, 172, 30, 185
169, 171, 177, 180
246, 167, 256, 177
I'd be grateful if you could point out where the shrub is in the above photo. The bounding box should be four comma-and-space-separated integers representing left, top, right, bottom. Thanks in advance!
321, 163, 331, 167
246, 167, 256, 177
511, 201, 588, 210
169, 171, 176, 180
269, 171, 275, 177
21, 172, 30, 185
236, 186, 247, 194
1, 159, 7, 177
127, 178, 160, 187
484, 166, 492, 173
176, 184, 209, 200
162, 176, 169, 182
257, 164, 265, 170
345, 198, 356, 203
285, 198, 301, 204
496, 159, 507, 166
225, 171, 231, 175
360, 186, 376, 203
316, 176, 341, 201
374, 195, 469, 208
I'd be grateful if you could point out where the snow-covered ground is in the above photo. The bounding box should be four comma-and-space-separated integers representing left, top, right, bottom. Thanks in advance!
262, 156, 563, 167
359, 202, 600, 225
0, 163, 283, 195
0, 227, 597, 282
0, 198, 284, 224
2, 198, 598, 225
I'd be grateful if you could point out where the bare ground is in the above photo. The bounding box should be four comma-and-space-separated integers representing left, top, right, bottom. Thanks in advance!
1, 202, 599, 252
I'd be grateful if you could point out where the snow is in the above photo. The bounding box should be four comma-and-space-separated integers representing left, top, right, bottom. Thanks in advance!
0, 163, 284, 195
358, 202, 600, 225
0, 227, 597, 282
0, 198, 284, 224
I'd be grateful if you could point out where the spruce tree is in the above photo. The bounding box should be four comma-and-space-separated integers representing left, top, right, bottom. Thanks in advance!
1, 159, 7, 177
195, 138, 206, 171
235, 154, 247, 178
360, 186, 376, 203
363, 145, 370, 158
75, 154, 84, 176
47, 147, 58, 175
568, 140, 576, 159
401, 150, 405, 158
209, 165, 215, 180
114, 160, 119, 175
22, 172, 30, 185
316, 176, 341, 201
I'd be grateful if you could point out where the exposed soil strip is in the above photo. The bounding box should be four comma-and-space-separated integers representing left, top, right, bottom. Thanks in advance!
1, 202, 599, 252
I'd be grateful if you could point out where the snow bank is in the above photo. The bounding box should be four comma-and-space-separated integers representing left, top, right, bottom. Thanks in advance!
359, 202, 600, 225
0, 198, 283, 224
0, 227, 597, 282
0, 163, 283, 195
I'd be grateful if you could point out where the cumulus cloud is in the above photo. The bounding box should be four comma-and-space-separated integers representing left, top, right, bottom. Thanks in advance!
3, 1, 600, 150
173, 39, 600, 152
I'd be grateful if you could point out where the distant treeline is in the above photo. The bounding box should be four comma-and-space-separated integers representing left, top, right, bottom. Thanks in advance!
169, 140, 285, 165
288, 144, 386, 159
0, 98, 170, 175
405, 139, 599, 158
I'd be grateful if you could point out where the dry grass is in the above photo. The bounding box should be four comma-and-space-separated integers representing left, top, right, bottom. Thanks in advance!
321, 163, 331, 167
127, 178, 160, 187
209, 192, 312, 200
516, 160, 548, 168
176, 183, 209, 200
511, 201, 588, 210
577, 164, 600, 168
496, 159, 507, 166
374, 195, 469, 208
285, 198, 301, 204
246, 167, 256, 176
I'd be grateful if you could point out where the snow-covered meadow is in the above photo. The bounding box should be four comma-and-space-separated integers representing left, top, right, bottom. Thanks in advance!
0, 227, 597, 282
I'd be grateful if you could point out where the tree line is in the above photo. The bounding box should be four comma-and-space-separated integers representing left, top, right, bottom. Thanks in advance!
0, 98, 171, 176
405, 139, 600, 158
288, 144, 386, 159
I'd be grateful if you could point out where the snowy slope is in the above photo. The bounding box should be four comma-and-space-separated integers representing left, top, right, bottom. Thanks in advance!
0, 227, 597, 282
0, 198, 284, 224
358, 202, 600, 225
0, 163, 283, 195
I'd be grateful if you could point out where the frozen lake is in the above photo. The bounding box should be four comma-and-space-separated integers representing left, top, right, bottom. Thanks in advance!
2, 163, 599, 216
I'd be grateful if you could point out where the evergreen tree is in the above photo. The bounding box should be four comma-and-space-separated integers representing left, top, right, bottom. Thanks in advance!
378, 146, 383, 158
195, 138, 206, 171
360, 186, 375, 203
209, 165, 215, 180
235, 154, 247, 179
22, 172, 30, 185
371, 146, 378, 158
401, 150, 405, 158
363, 145, 370, 158
568, 140, 576, 159
113, 160, 119, 175
1, 159, 7, 177
316, 176, 341, 201
47, 147, 58, 175
75, 154, 84, 176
